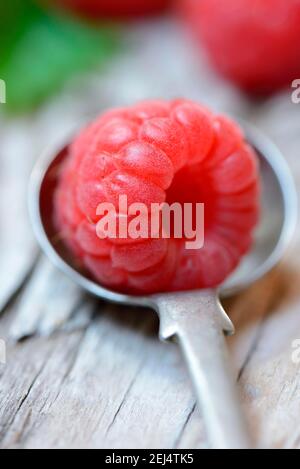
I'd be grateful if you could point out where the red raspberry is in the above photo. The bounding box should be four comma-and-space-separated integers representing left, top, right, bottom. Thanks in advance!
180, 0, 300, 94
54, 99, 259, 294
47, 0, 171, 18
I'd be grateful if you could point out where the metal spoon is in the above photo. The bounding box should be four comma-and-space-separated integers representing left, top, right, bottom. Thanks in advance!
29, 121, 297, 449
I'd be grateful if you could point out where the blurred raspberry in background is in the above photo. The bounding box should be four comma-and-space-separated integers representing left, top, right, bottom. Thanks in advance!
180, 0, 300, 95
44, 0, 172, 19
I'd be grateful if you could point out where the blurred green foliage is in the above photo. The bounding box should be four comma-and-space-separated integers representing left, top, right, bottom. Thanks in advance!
0, 0, 119, 113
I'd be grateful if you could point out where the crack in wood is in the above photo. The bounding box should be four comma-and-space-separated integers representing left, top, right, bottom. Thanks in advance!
0, 254, 40, 319
0, 362, 45, 444
237, 321, 265, 382
173, 402, 196, 448
236, 269, 289, 381
105, 361, 145, 436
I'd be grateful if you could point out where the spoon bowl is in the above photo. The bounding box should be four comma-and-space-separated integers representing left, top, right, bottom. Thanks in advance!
29, 121, 297, 305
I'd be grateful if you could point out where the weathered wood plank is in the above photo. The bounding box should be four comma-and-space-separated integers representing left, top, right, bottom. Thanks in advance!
0, 120, 37, 312
9, 258, 84, 341
238, 282, 300, 448
1, 306, 195, 449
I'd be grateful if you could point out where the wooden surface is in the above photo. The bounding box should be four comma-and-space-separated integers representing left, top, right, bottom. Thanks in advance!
0, 19, 300, 449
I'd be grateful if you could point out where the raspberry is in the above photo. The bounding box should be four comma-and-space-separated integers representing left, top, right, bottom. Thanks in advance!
180, 0, 300, 94
54, 99, 260, 294
48, 0, 171, 19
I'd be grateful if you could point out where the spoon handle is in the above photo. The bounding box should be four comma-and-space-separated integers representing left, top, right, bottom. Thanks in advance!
154, 290, 252, 449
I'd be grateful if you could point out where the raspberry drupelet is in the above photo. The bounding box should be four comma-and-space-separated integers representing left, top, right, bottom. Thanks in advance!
54, 99, 260, 294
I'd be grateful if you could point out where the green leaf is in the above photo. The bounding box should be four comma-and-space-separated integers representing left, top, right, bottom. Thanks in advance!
0, 0, 119, 114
